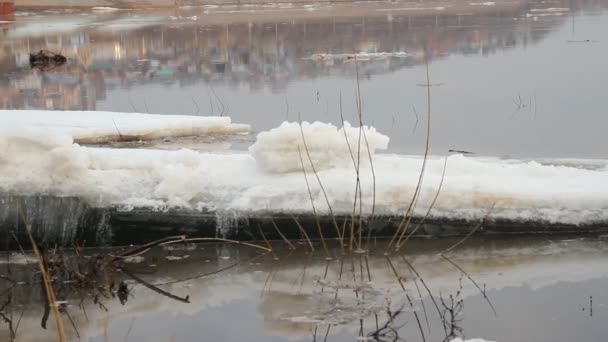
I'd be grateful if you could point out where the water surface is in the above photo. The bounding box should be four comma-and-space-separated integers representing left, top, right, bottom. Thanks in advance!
1, 0, 607, 157
3, 236, 608, 341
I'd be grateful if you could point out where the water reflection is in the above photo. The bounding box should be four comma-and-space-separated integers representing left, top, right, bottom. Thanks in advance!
2, 236, 608, 341
1, 1, 608, 157
0, 1, 594, 111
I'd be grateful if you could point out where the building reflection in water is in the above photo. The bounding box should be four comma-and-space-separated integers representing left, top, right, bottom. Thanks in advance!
0, 0, 601, 111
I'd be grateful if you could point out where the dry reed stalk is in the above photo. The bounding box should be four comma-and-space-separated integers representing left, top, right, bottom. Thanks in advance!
400, 255, 449, 337
297, 120, 344, 250
386, 256, 426, 342
354, 57, 365, 250
269, 218, 295, 250
290, 215, 315, 252
440, 254, 497, 315
256, 223, 273, 252
297, 146, 329, 255
338, 92, 360, 252
387, 56, 433, 253
396, 155, 448, 249
113, 235, 186, 260
440, 203, 495, 255
19, 208, 66, 342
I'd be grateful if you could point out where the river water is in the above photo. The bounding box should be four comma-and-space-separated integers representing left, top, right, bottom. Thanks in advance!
1, 2, 608, 340
1, 0, 607, 157
2, 236, 608, 341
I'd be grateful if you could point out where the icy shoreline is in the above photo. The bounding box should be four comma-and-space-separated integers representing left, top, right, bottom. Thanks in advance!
1, 110, 608, 230
0, 111, 608, 225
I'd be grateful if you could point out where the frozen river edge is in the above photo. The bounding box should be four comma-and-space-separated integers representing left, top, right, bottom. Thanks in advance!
2, 194, 608, 249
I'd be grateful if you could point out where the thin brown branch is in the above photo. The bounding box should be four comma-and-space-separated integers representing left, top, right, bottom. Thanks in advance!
18, 207, 65, 342
291, 215, 315, 252
298, 121, 343, 249
162, 237, 272, 253
440, 254, 497, 316
297, 145, 329, 255
397, 155, 448, 249
441, 203, 495, 255
121, 268, 190, 303
269, 218, 295, 250
387, 56, 433, 254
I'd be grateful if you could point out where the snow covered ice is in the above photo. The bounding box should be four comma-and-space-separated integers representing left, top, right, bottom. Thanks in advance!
1, 110, 608, 225
1, 110, 250, 144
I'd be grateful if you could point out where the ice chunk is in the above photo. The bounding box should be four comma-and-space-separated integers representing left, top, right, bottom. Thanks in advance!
0, 110, 250, 144
249, 121, 389, 173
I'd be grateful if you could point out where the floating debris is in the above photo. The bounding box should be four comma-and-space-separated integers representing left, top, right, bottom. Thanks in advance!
449, 149, 476, 155
306, 51, 409, 61
163, 243, 197, 251
567, 39, 598, 43
123, 256, 145, 263
166, 255, 190, 261
29, 50, 66, 70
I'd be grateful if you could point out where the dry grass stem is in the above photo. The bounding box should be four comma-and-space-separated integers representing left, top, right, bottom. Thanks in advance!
269, 218, 295, 250
18, 208, 66, 342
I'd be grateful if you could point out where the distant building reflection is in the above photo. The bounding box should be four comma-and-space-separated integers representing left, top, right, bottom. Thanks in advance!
0, 0, 602, 110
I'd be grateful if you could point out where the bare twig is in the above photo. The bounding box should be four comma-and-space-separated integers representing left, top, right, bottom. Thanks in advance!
192, 97, 200, 115
111, 119, 124, 141
397, 156, 448, 249
291, 215, 315, 252
401, 255, 448, 337
298, 120, 343, 249
269, 218, 295, 250
386, 256, 426, 342
388, 56, 433, 253
440, 254, 497, 316
441, 203, 495, 255
18, 207, 66, 342
121, 268, 190, 303
297, 145, 329, 255
162, 237, 272, 253
143, 98, 150, 113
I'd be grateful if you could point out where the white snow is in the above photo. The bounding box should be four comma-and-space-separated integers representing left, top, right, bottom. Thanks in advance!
1, 113, 608, 225
249, 121, 389, 173
91, 7, 121, 11
0, 110, 250, 144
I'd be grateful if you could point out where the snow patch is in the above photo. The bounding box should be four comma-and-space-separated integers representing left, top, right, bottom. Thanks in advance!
1, 115, 608, 225
249, 121, 389, 173
91, 7, 121, 11
0, 110, 250, 144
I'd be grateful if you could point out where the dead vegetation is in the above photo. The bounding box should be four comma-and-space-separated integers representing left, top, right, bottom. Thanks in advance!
0, 47, 499, 342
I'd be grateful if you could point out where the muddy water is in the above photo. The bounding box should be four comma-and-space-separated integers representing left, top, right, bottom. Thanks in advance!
2, 236, 608, 341
0, 0, 607, 157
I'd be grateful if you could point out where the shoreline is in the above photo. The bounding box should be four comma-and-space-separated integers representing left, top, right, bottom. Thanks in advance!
2, 195, 607, 249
